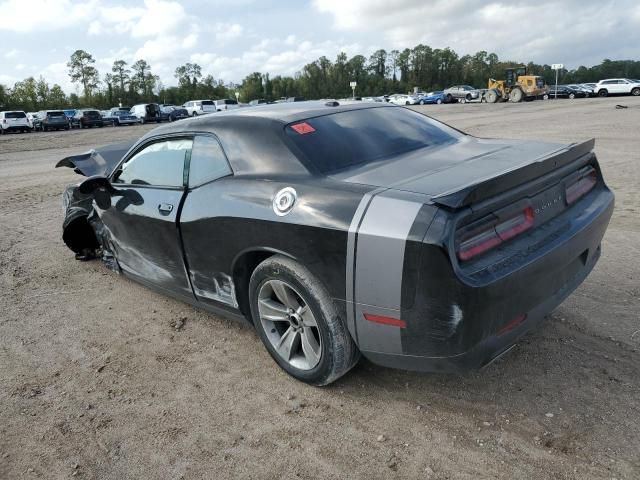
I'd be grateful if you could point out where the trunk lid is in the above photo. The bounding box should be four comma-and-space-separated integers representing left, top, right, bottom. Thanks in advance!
334, 137, 595, 208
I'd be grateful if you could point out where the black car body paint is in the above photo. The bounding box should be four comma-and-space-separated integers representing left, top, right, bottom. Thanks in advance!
57, 102, 614, 373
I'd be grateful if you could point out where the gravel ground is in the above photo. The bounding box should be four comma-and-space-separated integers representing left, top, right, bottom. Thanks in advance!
1, 98, 638, 480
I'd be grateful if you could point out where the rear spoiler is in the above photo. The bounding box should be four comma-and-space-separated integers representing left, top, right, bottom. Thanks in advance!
55, 141, 134, 177
431, 138, 595, 209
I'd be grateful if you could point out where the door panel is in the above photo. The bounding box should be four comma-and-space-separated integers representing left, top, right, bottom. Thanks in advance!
100, 187, 193, 298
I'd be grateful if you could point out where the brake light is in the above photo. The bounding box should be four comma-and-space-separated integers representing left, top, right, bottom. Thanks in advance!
457, 207, 535, 261
566, 169, 597, 204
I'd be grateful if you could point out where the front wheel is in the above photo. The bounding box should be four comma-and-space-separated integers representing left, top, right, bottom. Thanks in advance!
419, 100, 425, 105
631, 87, 640, 96
569, 93, 575, 99
436, 98, 442, 104
598, 89, 608, 97
249, 255, 360, 386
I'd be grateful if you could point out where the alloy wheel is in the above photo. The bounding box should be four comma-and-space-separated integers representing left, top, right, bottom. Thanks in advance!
257, 279, 322, 370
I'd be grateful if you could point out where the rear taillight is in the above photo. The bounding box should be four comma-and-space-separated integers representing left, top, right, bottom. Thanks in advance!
457, 206, 535, 261
566, 169, 597, 205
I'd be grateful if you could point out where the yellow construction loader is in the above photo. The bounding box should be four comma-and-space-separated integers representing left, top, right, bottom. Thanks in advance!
484, 66, 549, 103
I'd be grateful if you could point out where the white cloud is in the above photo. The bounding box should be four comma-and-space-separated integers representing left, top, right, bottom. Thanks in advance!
4, 48, 19, 59
0, 0, 96, 32
213, 22, 244, 43
313, 0, 640, 67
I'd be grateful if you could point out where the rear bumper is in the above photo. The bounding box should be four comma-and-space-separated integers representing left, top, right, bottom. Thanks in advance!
362, 241, 601, 372
360, 187, 614, 373
2, 125, 30, 131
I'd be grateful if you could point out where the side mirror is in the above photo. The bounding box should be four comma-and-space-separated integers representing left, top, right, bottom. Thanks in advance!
78, 175, 116, 195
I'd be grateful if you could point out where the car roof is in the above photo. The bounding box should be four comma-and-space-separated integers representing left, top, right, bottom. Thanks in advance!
135, 101, 398, 176
152, 101, 394, 129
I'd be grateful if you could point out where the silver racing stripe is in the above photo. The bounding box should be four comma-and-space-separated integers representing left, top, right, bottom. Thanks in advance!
345, 188, 386, 343
346, 192, 423, 354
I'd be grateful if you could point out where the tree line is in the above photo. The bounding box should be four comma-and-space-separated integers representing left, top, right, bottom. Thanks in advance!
1, 47, 639, 111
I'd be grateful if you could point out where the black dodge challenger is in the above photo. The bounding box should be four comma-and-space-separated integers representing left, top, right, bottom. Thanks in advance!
57, 101, 614, 385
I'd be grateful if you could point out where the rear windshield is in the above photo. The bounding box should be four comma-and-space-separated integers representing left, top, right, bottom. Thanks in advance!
5, 111, 26, 118
84, 110, 101, 117
47, 111, 65, 118
224, 99, 238, 105
202, 100, 214, 106
285, 107, 460, 174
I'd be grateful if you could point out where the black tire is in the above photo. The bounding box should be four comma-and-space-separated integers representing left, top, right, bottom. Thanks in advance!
65, 126, 70, 131
249, 255, 360, 386
598, 89, 608, 97
446, 94, 453, 103
569, 93, 575, 99
192, 111, 198, 117
631, 87, 640, 96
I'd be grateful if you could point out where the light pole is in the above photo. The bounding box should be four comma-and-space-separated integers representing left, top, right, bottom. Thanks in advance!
350, 81, 357, 99
235, 91, 240, 103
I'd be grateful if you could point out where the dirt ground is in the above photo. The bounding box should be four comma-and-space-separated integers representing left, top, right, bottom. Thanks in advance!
1, 98, 638, 480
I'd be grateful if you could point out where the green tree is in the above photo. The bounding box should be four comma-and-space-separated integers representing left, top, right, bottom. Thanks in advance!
67, 50, 99, 99
48, 84, 68, 108
111, 60, 130, 100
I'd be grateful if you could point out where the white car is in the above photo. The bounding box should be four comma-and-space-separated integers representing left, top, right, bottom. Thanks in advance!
0, 110, 32, 134
595, 78, 640, 97
213, 99, 240, 111
183, 100, 216, 116
388, 94, 419, 106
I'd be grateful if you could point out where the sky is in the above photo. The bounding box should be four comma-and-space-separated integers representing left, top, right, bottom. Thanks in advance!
1, 0, 639, 94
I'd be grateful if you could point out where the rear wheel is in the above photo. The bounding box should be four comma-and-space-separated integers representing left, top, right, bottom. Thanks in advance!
249, 255, 359, 386
436, 98, 442, 104
192, 111, 198, 117
631, 87, 640, 96
419, 100, 425, 105
569, 93, 576, 99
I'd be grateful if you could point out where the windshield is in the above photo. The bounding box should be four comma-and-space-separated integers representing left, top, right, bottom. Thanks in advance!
285, 107, 460, 174
202, 100, 214, 106
47, 111, 65, 118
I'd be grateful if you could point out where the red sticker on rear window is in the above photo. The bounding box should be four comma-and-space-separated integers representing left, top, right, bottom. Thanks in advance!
290, 122, 316, 135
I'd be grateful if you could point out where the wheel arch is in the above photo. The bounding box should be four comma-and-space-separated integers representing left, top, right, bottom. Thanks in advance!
231, 247, 298, 323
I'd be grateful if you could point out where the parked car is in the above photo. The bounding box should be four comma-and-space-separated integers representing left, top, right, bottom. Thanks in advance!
567, 84, 594, 97
130, 104, 162, 123
63, 109, 80, 128
443, 85, 482, 103
183, 100, 216, 116
417, 91, 446, 105
595, 78, 640, 97
0, 110, 32, 134
73, 109, 104, 128
36, 110, 70, 131
106, 110, 141, 126
213, 99, 241, 111
249, 99, 268, 106
361, 96, 385, 102
55, 101, 614, 385
160, 105, 189, 122
388, 94, 418, 105
548, 86, 587, 99
110, 106, 132, 113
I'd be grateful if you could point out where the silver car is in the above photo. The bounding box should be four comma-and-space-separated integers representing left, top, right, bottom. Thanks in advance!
443, 85, 482, 103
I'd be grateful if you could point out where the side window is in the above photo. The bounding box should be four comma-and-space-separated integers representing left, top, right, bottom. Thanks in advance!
114, 138, 192, 187
188, 135, 232, 187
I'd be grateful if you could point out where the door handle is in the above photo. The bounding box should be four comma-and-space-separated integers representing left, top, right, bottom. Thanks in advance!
158, 203, 174, 214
